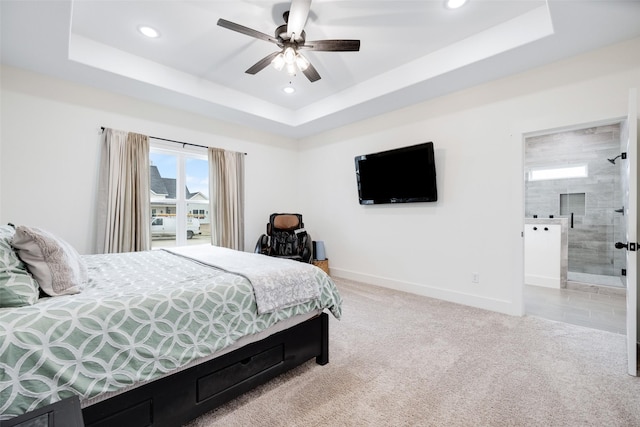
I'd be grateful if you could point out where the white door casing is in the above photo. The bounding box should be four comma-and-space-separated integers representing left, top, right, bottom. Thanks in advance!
625, 88, 638, 377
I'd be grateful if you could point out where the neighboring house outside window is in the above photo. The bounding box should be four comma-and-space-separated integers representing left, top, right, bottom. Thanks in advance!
149, 144, 210, 248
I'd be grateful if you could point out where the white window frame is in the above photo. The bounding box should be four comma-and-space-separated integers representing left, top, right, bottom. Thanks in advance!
150, 141, 208, 247
528, 164, 588, 181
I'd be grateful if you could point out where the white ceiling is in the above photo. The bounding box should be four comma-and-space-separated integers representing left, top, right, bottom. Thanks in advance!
2, 0, 640, 138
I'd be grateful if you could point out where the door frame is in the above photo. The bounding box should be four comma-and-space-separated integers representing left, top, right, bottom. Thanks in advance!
624, 88, 638, 376
521, 114, 636, 375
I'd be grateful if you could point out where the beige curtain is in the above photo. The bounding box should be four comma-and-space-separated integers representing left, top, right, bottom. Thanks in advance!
96, 128, 151, 253
208, 148, 245, 250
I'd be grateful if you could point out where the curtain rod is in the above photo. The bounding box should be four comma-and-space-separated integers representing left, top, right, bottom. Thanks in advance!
100, 127, 247, 155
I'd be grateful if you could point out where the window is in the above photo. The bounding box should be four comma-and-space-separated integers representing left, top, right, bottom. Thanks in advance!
528, 164, 588, 181
150, 144, 210, 248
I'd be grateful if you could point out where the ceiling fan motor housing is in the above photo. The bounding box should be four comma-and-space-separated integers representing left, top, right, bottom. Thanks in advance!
275, 24, 305, 46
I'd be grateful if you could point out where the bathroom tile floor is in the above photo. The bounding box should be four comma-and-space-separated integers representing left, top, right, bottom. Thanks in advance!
525, 284, 626, 334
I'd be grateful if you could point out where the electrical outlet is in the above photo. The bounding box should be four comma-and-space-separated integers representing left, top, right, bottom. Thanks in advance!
472, 273, 480, 284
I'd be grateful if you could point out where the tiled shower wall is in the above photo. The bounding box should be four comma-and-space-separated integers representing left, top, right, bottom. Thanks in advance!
525, 124, 624, 277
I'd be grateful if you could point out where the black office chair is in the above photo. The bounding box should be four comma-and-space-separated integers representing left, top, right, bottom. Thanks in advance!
255, 213, 313, 263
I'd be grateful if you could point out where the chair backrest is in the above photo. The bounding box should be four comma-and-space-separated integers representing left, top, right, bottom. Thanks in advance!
267, 213, 311, 262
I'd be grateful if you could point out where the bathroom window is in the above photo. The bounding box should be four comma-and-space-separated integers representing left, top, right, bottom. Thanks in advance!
528, 164, 588, 181
560, 193, 586, 216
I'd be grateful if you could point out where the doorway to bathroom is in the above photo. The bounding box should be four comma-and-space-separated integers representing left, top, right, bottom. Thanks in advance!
523, 121, 627, 334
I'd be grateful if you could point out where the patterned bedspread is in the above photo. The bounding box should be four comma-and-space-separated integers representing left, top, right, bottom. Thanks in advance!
166, 245, 324, 314
0, 249, 342, 419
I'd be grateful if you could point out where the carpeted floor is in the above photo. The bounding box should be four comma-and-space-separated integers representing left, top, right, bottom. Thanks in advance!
185, 278, 640, 427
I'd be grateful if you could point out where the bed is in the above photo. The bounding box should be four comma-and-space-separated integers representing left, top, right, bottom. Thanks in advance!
0, 225, 342, 426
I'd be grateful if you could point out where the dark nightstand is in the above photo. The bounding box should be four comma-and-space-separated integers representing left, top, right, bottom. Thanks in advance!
3, 396, 84, 427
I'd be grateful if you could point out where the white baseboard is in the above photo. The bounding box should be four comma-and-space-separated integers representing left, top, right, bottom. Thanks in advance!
525, 274, 561, 288
330, 267, 520, 316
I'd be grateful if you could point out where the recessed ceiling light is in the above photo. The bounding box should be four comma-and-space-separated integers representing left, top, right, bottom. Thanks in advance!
283, 86, 295, 94
138, 26, 160, 38
445, 0, 468, 9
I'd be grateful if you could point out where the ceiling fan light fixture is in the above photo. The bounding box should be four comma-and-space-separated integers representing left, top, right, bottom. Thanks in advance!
445, 0, 468, 9
295, 53, 310, 71
286, 63, 297, 76
283, 47, 297, 64
272, 53, 286, 71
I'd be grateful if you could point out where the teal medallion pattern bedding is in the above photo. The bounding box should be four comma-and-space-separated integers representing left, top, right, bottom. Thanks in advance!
0, 225, 40, 308
0, 248, 342, 419
167, 245, 324, 314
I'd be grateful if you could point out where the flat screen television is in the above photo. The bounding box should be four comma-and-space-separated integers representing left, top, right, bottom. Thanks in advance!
355, 142, 437, 205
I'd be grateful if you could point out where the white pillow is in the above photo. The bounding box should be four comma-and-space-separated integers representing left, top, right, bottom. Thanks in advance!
12, 226, 87, 296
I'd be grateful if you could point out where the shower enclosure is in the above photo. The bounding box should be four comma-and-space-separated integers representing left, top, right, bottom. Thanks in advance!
524, 123, 626, 289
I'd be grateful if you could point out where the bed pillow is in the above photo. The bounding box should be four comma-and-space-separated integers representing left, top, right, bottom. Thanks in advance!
12, 225, 87, 297
0, 224, 40, 307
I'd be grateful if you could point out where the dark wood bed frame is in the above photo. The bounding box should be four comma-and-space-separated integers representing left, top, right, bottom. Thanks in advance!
81, 312, 329, 427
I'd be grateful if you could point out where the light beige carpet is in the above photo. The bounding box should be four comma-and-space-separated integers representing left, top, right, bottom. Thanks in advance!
185, 278, 640, 427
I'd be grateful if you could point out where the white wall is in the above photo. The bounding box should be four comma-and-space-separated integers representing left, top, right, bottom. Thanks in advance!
2, 37, 639, 317
298, 37, 640, 315
0, 66, 300, 254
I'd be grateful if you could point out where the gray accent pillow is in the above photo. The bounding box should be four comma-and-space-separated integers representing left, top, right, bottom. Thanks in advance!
12, 226, 88, 297
0, 224, 40, 307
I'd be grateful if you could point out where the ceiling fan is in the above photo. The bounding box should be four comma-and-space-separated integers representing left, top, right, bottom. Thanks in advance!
217, 0, 360, 82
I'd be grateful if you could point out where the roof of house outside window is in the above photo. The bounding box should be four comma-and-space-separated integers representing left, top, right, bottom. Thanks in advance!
150, 165, 203, 200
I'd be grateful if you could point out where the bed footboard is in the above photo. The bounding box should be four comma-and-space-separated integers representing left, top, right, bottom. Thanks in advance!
81, 312, 329, 427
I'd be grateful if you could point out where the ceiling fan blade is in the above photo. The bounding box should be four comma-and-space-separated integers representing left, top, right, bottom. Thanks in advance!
287, 0, 311, 41
302, 62, 321, 82
301, 39, 360, 52
217, 18, 279, 44
245, 51, 281, 75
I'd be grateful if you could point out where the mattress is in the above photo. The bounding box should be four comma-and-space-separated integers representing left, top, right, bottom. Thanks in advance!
0, 248, 342, 419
